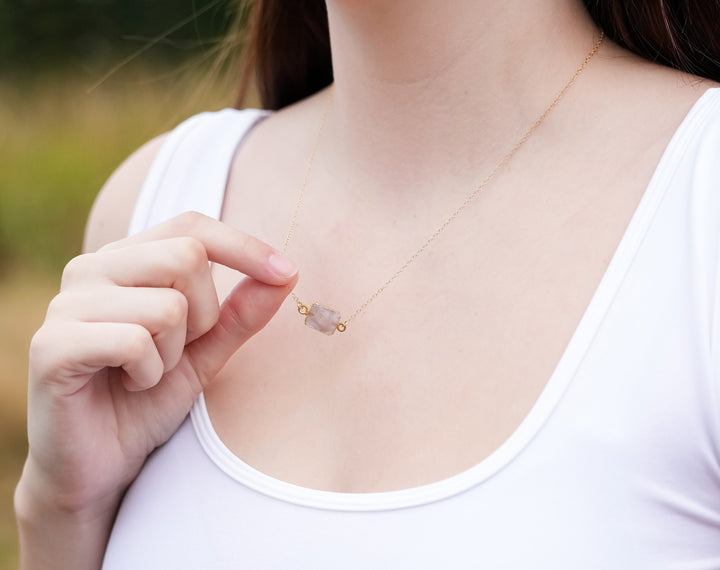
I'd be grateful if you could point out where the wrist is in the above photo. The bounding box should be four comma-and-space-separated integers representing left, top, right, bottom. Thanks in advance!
15, 460, 123, 570
16, 454, 123, 518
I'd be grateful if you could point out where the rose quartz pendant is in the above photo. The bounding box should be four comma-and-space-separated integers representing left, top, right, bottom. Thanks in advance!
305, 303, 342, 335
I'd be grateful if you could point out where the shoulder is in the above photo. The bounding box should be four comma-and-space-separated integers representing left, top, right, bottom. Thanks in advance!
676, 87, 720, 231
656, 84, 720, 184
590, 42, 720, 181
678, 87, 720, 170
233, 87, 330, 158
83, 133, 169, 253
213, 89, 331, 241
594, 40, 719, 123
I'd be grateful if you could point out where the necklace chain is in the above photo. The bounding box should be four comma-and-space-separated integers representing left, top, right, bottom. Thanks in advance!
283, 32, 605, 335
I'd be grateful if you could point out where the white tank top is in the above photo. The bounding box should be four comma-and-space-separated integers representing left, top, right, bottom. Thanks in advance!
104, 90, 720, 569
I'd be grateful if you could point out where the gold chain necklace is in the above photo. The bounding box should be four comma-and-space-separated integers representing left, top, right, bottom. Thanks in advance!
282, 32, 605, 336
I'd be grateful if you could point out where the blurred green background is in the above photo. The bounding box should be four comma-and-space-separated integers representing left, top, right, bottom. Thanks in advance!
0, 1, 246, 564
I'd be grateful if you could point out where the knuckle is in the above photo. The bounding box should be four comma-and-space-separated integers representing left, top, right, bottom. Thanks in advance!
124, 326, 153, 362
159, 290, 188, 328
174, 211, 208, 232
45, 292, 66, 318
29, 327, 50, 360
29, 326, 67, 379
173, 236, 208, 273
96, 238, 123, 253
61, 254, 93, 286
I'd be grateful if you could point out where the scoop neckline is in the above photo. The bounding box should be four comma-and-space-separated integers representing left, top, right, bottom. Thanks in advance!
191, 88, 719, 511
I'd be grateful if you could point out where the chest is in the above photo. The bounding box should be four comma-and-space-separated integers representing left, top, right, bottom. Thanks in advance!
203, 129, 663, 493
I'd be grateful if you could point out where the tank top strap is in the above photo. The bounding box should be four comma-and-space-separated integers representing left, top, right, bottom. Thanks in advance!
128, 108, 270, 235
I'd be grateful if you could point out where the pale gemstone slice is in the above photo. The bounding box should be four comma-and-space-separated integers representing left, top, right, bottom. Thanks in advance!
305, 303, 341, 335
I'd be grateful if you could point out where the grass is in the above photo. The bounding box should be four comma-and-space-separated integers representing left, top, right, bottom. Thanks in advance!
0, 65, 235, 275
0, 64, 234, 564
0, 271, 58, 569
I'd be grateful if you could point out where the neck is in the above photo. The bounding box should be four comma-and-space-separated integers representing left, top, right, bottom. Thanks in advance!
322, 0, 601, 191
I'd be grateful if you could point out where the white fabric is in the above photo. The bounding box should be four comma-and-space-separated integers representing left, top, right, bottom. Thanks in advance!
127, 108, 272, 235
104, 90, 720, 569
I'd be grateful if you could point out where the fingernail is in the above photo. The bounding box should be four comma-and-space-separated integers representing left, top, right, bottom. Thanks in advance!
268, 252, 298, 278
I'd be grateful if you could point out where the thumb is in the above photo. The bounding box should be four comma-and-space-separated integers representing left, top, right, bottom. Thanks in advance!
186, 275, 297, 385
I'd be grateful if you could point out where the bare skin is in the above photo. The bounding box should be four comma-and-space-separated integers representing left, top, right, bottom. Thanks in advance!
208, 4, 716, 492
15, 0, 719, 567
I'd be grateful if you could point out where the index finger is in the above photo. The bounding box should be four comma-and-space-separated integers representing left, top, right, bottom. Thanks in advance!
102, 211, 298, 285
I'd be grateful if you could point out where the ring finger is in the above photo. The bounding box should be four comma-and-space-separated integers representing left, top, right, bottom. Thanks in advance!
47, 286, 189, 373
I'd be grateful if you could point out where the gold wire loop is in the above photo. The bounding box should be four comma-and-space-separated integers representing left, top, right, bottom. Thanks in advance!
336, 322, 347, 333
298, 303, 310, 315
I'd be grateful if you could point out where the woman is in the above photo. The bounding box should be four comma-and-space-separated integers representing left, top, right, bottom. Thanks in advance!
15, 0, 720, 567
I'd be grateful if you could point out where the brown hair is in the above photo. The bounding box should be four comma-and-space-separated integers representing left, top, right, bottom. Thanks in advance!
232, 0, 720, 110
584, 0, 720, 80
234, 0, 331, 110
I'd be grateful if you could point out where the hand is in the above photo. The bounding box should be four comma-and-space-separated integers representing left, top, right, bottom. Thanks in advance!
18, 211, 298, 521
